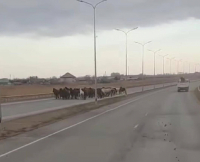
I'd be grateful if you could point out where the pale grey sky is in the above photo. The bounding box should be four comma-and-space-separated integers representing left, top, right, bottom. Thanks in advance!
0, 0, 200, 78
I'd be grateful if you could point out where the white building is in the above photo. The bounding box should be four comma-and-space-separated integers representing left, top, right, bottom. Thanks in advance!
59, 73, 76, 83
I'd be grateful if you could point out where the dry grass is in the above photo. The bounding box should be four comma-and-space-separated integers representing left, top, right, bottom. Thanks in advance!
0, 74, 199, 97
0, 78, 173, 97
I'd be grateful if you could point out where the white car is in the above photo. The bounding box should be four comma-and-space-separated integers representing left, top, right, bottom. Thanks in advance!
177, 79, 190, 92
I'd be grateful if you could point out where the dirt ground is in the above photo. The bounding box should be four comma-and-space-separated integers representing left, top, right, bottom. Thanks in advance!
0, 74, 199, 97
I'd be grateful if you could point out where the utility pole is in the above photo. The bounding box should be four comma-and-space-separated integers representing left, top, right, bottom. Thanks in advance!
115, 27, 138, 80
167, 57, 175, 74
134, 41, 152, 91
177, 59, 182, 74
159, 54, 168, 75
148, 49, 161, 89
77, 0, 107, 104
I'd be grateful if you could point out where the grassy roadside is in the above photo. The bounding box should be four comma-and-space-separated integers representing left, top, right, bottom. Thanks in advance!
0, 85, 174, 140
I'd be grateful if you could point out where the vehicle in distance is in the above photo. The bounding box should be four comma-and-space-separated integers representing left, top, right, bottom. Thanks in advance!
177, 77, 190, 92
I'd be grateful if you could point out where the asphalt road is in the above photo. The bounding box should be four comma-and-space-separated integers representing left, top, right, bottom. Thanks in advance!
2, 83, 173, 120
0, 81, 200, 162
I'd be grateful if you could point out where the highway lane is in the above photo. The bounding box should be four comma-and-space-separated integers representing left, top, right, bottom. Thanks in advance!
2, 83, 172, 120
0, 81, 200, 162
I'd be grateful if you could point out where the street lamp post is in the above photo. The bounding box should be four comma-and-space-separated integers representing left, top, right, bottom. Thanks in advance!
197, 64, 200, 72
168, 57, 175, 74
189, 62, 191, 73
159, 54, 168, 75
177, 59, 182, 74
134, 41, 152, 91
77, 0, 107, 104
183, 61, 188, 74
115, 28, 138, 81
148, 49, 161, 89
195, 63, 199, 73
159, 54, 168, 87
188, 62, 191, 74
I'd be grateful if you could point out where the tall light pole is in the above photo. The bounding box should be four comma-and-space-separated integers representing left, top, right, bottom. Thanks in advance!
148, 49, 161, 89
148, 49, 161, 76
197, 64, 200, 72
195, 63, 199, 73
174, 59, 178, 74
77, 0, 107, 103
189, 62, 191, 73
167, 57, 175, 74
135, 41, 152, 91
159, 54, 168, 75
177, 59, 182, 74
183, 61, 188, 74
115, 27, 138, 80
159, 54, 168, 87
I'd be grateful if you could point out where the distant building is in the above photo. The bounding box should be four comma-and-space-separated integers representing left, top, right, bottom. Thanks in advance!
0, 78, 10, 85
59, 73, 76, 83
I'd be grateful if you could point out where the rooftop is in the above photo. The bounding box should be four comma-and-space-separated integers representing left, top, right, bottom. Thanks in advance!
60, 73, 76, 78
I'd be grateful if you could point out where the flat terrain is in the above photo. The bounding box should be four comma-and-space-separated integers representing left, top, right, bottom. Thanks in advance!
0, 81, 200, 162
0, 76, 183, 96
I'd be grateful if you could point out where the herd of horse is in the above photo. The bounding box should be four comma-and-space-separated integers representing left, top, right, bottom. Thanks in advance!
53, 87, 127, 100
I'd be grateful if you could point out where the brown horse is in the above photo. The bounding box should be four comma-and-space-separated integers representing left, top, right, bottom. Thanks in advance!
53, 88, 60, 99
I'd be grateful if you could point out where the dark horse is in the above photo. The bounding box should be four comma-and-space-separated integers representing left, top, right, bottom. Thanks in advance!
53, 88, 60, 99
119, 87, 127, 95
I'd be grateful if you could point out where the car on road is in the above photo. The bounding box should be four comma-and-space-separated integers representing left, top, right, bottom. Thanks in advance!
177, 78, 190, 92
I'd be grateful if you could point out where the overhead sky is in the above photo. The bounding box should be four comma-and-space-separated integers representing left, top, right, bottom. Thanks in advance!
0, 0, 200, 78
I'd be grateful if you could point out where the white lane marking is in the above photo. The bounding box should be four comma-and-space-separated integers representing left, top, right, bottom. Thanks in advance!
134, 124, 139, 129
0, 88, 171, 158
145, 113, 148, 116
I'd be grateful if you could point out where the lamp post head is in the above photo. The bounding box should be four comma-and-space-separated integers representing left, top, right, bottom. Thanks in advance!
132, 27, 138, 30
134, 41, 140, 45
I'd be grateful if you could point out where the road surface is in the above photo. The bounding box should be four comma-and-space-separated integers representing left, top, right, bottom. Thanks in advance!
0, 81, 200, 162
2, 83, 173, 120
